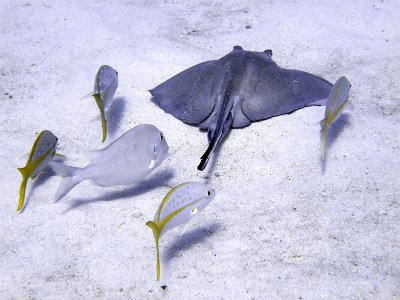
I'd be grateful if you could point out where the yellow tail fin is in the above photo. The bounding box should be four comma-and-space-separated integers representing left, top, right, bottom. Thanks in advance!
93, 93, 107, 143
146, 221, 161, 281
320, 123, 329, 160
17, 167, 29, 212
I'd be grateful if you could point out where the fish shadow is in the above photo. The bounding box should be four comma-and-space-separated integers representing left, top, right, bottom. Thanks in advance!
321, 113, 352, 172
162, 221, 222, 274
63, 168, 175, 213
20, 167, 55, 213
107, 97, 126, 138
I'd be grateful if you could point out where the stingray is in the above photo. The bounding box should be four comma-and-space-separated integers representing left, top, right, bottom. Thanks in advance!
150, 46, 333, 170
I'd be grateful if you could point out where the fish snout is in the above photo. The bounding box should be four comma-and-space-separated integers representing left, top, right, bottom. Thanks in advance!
156, 135, 169, 162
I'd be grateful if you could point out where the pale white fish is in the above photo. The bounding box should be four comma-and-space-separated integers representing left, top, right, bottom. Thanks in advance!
320, 76, 352, 160
17, 130, 60, 212
146, 182, 216, 281
91, 65, 118, 142
49, 124, 169, 201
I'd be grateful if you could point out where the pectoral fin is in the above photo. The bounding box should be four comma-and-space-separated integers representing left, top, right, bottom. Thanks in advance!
345, 99, 354, 111
80, 91, 95, 100
54, 152, 66, 159
180, 208, 206, 236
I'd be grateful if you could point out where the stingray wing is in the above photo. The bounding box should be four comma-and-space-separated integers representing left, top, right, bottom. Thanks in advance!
241, 58, 333, 122
150, 60, 223, 125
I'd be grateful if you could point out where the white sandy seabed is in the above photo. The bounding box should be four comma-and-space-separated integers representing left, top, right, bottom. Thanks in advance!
0, 0, 399, 299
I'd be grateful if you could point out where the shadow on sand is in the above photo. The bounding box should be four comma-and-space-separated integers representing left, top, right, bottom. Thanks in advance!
63, 168, 175, 213
160, 221, 222, 281
107, 97, 126, 138
19, 167, 55, 213
321, 113, 352, 172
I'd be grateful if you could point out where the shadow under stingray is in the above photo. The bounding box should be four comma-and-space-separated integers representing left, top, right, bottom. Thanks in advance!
19, 167, 55, 213
321, 113, 352, 172
63, 168, 175, 213
161, 221, 222, 281
106, 97, 126, 138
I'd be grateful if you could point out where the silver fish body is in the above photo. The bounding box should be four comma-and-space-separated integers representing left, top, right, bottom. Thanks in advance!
320, 76, 352, 160
29, 130, 58, 177
146, 182, 216, 281
17, 130, 59, 211
94, 65, 118, 108
50, 124, 169, 201
93, 65, 118, 142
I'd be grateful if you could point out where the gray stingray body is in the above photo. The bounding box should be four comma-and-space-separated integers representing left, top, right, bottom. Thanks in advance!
150, 46, 333, 170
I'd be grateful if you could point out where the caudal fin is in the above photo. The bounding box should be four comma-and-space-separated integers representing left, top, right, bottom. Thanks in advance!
99, 107, 107, 143
320, 119, 329, 160
49, 161, 82, 201
146, 221, 161, 281
49, 161, 76, 177
55, 177, 81, 202
17, 167, 29, 212
93, 93, 107, 143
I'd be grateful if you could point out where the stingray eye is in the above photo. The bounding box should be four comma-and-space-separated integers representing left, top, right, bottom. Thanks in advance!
207, 191, 211, 196
233, 45, 243, 51
159, 133, 164, 140
116, 71, 119, 75
263, 49, 273, 57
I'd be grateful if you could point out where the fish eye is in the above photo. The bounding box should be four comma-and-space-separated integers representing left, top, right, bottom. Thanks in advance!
207, 191, 211, 196
116, 71, 119, 75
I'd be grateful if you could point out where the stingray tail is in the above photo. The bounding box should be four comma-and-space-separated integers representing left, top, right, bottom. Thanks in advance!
49, 161, 82, 201
198, 141, 216, 171
198, 112, 234, 171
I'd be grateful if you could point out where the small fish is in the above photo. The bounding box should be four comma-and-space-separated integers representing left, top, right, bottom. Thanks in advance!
17, 130, 59, 212
320, 76, 352, 160
49, 124, 169, 201
146, 182, 216, 281
92, 65, 118, 143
